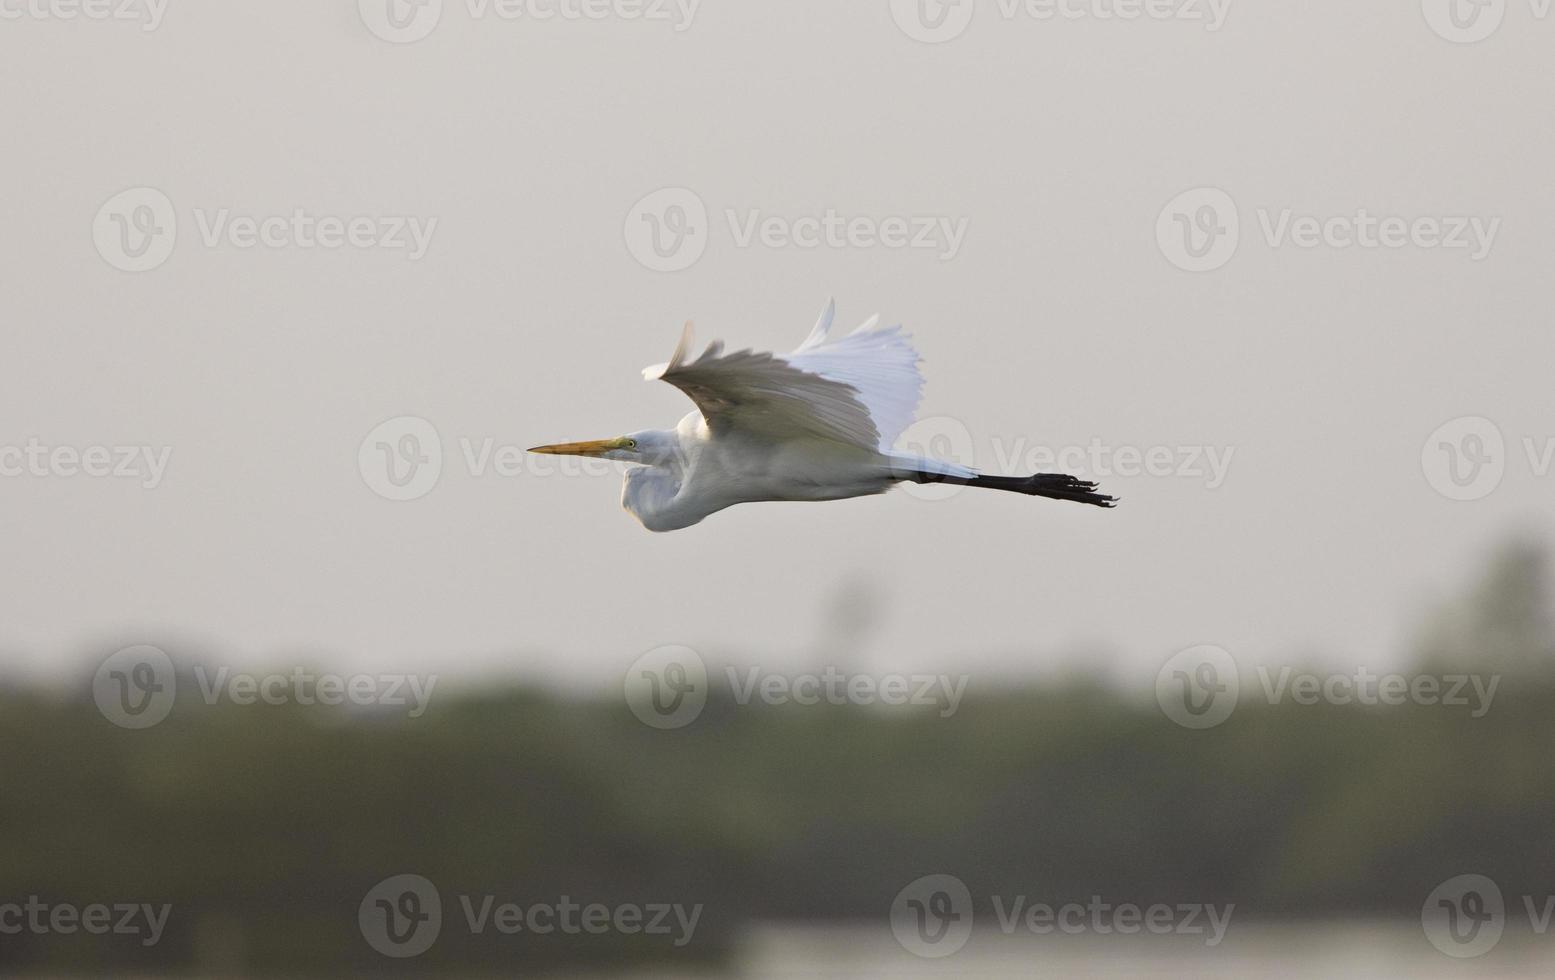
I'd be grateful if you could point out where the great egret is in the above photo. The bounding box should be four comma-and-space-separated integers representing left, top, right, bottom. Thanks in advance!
530, 302, 1117, 531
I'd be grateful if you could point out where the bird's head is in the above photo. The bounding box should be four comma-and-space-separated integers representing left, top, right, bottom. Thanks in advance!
528, 429, 680, 465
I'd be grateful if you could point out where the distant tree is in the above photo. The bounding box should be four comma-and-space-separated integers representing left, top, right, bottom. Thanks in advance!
1416, 540, 1554, 674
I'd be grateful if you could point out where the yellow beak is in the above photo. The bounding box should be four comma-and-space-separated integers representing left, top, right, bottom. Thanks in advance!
527, 436, 631, 457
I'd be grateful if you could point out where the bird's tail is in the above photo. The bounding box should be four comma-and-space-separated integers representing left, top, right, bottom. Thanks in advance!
893, 456, 1118, 508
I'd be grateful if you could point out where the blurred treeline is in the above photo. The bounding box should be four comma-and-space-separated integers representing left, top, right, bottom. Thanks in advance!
1, 543, 1551, 976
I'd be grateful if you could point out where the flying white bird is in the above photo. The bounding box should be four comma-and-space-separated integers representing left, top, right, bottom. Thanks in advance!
529, 302, 1117, 531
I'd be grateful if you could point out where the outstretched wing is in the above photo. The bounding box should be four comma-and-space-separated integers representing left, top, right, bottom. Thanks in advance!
643, 317, 881, 448
642, 301, 925, 452
787, 299, 924, 451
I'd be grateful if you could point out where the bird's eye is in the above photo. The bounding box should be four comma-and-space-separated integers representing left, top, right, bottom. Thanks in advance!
625, 439, 637, 449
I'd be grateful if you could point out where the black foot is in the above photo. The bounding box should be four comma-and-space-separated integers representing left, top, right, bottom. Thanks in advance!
1026, 473, 1118, 508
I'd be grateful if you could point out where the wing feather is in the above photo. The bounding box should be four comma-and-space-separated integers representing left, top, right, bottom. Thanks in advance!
644, 303, 925, 452
783, 309, 923, 451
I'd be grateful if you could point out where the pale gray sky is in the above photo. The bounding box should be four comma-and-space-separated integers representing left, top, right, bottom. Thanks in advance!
1, 0, 1550, 690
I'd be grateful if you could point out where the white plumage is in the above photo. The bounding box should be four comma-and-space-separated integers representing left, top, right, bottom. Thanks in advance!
530, 301, 1116, 531
645, 300, 931, 457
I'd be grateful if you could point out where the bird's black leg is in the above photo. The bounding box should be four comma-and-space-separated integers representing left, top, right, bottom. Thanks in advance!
906, 470, 1118, 508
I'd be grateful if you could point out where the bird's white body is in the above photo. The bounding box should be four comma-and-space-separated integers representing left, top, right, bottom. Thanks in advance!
530, 301, 1114, 531
621, 410, 903, 532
